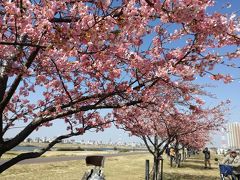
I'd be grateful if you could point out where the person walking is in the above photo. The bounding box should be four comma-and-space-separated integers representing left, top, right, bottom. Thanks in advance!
203, 147, 211, 169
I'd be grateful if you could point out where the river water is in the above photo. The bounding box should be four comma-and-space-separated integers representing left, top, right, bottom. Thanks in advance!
12, 146, 41, 151
12, 146, 146, 152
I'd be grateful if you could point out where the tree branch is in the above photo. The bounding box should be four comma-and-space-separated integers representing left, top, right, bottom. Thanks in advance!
50, 59, 73, 103
0, 131, 81, 173
50, 17, 80, 23
145, 0, 154, 6
0, 118, 114, 173
0, 41, 46, 48
141, 136, 154, 155
156, 138, 168, 149
2, 97, 141, 154
0, 47, 41, 112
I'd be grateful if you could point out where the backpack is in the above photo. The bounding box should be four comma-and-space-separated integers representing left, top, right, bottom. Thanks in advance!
205, 151, 210, 159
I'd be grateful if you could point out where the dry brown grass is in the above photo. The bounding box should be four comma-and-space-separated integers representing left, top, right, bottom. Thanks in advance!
1, 153, 221, 180
2, 150, 117, 160
19, 142, 134, 149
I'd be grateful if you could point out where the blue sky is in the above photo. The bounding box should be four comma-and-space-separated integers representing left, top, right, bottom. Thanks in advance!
5, 0, 240, 145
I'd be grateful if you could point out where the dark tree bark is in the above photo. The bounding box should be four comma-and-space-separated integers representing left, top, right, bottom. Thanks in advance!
142, 135, 172, 180
0, 130, 85, 173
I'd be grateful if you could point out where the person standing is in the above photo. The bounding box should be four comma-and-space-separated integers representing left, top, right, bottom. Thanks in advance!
165, 146, 170, 157
169, 146, 175, 167
203, 147, 211, 169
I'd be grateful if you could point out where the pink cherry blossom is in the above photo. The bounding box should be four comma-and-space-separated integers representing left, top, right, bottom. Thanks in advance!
0, 0, 239, 172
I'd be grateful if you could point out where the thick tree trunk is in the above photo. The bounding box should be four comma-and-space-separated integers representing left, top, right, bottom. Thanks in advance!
152, 136, 160, 180
182, 147, 185, 161
0, 113, 3, 145
170, 155, 173, 167
174, 141, 181, 167
153, 155, 160, 180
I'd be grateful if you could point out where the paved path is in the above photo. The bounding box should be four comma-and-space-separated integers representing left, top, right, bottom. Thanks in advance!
0, 152, 148, 165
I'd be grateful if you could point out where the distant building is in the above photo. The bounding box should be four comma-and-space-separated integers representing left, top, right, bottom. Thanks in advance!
220, 128, 228, 149
227, 122, 240, 149
24, 138, 33, 143
34, 137, 42, 143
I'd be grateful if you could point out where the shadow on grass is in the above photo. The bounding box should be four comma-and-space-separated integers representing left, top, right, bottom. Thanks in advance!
180, 163, 218, 170
185, 158, 203, 164
164, 158, 204, 168
163, 172, 219, 180
162, 157, 220, 180
184, 158, 218, 167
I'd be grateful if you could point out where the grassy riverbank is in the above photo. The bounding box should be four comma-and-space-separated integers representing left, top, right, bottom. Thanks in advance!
19, 142, 144, 149
1, 150, 116, 160
1, 153, 221, 179
1, 142, 146, 160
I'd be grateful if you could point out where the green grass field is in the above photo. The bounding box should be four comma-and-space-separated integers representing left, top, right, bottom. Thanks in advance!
1, 152, 221, 180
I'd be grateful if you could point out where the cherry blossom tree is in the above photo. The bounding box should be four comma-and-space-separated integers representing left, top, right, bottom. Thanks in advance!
114, 84, 228, 179
0, 0, 239, 173
171, 127, 212, 167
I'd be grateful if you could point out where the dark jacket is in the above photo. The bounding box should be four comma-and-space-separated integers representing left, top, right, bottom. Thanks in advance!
203, 149, 210, 159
